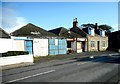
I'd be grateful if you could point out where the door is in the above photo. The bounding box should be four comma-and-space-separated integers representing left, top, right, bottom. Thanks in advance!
25, 40, 33, 54
82, 41, 85, 52
97, 41, 100, 51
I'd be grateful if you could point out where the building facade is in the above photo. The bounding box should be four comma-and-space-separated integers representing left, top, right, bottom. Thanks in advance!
70, 18, 108, 52
49, 27, 86, 53
11, 23, 67, 56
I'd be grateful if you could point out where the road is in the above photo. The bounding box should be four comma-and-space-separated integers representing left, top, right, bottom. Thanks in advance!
1, 54, 120, 83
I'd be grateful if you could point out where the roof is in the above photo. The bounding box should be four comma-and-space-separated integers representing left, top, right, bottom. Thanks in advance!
70, 27, 87, 37
11, 23, 57, 38
0, 28, 11, 38
49, 27, 82, 38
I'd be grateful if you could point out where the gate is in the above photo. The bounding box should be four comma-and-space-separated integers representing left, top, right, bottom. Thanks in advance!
25, 40, 33, 54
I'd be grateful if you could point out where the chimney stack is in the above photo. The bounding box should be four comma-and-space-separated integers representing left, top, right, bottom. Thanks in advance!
73, 18, 78, 27
95, 23, 99, 29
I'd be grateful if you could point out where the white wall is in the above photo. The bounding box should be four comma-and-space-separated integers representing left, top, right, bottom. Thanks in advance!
77, 49, 82, 53
91, 28, 95, 36
0, 55, 33, 66
71, 41, 76, 52
102, 31, 105, 36
0, 38, 26, 53
71, 41, 83, 53
77, 42, 82, 53
33, 39, 48, 56
0, 38, 13, 53
12, 40, 25, 51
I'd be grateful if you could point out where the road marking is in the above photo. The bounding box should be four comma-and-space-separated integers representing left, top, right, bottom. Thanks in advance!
7, 70, 56, 83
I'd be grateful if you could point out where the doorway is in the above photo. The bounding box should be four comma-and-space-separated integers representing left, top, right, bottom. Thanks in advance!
25, 40, 33, 54
97, 41, 100, 51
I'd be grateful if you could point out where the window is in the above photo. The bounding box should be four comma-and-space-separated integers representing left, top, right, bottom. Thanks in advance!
102, 41, 106, 47
91, 41, 95, 47
55, 39, 58, 46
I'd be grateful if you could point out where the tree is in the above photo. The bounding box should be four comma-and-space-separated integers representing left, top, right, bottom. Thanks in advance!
98, 24, 113, 35
81, 23, 95, 28
81, 23, 113, 36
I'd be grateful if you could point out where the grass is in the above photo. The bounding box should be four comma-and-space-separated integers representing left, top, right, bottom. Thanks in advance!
33, 51, 117, 63
33, 54, 74, 63
34, 55, 59, 63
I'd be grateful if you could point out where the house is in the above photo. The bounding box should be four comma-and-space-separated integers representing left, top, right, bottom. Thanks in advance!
84, 23, 108, 51
11, 23, 67, 56
70, 18, 108, 51
0, 28, 13, 53
49, 27, 85, 53
70, 18, 88, 52
0, 28, 11, 38
108, 30, 120, 51
0, 28, 34, 66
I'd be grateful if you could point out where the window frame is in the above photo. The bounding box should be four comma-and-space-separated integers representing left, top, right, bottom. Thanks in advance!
91, 41, 95, 48
102, 41, 106, 48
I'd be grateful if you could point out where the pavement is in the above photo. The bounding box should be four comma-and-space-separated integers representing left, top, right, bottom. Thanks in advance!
1, 51, 119, 70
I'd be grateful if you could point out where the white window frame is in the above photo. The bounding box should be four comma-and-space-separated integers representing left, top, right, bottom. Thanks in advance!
102, 41, 106, 48
91, 41, 95, 48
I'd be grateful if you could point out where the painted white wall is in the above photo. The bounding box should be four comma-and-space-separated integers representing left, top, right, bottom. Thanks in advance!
77, 49, 82, 53
33, 39, 48, 56
12, 40, 25, 51
11, 36, 28, 40
0, 55, 33, 66
0, 38, 13, 53
71, 41, 77, 52
71, 41, 83, 53
77, 38, 86, 41
77, 42, 82, 53
102, 31, 105, 36
91, 28, 95, 36
0, 37, 27, 53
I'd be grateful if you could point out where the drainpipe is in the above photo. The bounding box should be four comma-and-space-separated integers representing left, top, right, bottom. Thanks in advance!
76, 37, 77, 53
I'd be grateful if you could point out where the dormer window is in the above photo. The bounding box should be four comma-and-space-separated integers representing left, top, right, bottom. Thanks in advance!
91, 28, 95, 36
88, 27, 94, 36
102, 30, 105, 36
99, 30, 105, 37
100, 30, 102, 36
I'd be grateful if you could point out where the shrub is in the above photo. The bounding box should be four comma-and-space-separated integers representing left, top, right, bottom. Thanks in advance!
2, 51, 29, 57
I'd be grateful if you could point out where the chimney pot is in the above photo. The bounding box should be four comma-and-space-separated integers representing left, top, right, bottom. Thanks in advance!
73, 18, 78, 27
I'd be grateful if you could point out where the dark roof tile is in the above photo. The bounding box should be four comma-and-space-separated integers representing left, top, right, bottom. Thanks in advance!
49, 27, 82, 38
70, 27, 87, 37
11, 23, 57, 38
0, 28, 11, 38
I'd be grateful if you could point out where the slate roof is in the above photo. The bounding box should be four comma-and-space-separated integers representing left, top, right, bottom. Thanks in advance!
0, 28, 11, 38
48, 27, 82, 38
70, 27, 87, 37
11, 23, 57, 38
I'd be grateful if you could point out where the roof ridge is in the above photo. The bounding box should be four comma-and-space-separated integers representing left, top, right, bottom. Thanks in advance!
11, 23, 57, 37
59, 27, 67, 36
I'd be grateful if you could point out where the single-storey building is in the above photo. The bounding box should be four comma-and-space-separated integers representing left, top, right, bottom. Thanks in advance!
49, 27, 86, 53
0, 28, 12, 53
11, 23, 67, 56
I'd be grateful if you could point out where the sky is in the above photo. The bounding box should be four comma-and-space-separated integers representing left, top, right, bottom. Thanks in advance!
1, 2, 118, 33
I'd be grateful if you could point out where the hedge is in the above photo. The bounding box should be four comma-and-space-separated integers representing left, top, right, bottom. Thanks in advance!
1, 51, 29, 57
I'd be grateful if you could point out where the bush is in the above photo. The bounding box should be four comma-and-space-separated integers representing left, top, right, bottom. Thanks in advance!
2, 51, 29, 57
